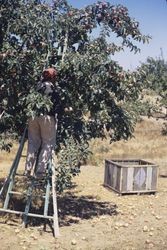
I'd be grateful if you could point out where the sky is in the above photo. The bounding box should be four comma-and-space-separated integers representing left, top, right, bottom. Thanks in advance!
65, 0, 167, 70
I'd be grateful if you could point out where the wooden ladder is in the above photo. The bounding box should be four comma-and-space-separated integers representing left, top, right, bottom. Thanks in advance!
0, 128, 59, 237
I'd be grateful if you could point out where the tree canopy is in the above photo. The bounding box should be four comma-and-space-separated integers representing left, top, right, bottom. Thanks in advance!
136, 56, 167, 131
0, 0, 150, 191
137, 57, 167, 107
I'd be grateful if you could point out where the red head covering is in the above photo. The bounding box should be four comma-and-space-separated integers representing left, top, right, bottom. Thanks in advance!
42, 68, 57, 82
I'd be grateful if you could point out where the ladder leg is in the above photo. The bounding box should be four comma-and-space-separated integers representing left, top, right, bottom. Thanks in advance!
3, 176, 14, 209
0, 128, 27, 199
51, 161, 59, 237
22, 178, 35, 227
43, 175, 51, 232
44, 177, 51, 217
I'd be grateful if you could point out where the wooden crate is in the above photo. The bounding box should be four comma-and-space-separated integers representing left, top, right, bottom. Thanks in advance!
104, 159, 158, 194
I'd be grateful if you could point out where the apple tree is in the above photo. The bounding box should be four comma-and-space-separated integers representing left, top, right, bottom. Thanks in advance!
0, 0, 150, 191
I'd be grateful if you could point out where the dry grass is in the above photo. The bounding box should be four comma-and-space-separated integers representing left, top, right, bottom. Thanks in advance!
88, 117, 167, 174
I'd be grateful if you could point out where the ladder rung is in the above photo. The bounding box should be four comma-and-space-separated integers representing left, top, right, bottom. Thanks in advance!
9, 191, 46, 199
9, 191, 27, 196
4, 187, 48, 198
0, 208, 53, 219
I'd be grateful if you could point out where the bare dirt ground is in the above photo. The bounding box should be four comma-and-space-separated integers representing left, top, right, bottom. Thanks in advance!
0, 117, 167, 250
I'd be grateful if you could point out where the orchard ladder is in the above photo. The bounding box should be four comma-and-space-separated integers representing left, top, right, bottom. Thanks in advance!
0, 128, 59, 237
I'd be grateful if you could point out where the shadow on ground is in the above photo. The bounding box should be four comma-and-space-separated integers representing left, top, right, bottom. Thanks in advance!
0, 189, 117, 228
58, 193, 117, 226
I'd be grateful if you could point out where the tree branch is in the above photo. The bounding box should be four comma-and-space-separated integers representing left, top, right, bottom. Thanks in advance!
61, 31, 68, 63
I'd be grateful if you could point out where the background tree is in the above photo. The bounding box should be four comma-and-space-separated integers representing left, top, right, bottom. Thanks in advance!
136, 56, 167, 135
137, 56, 167, 113
0, 0, 150, 191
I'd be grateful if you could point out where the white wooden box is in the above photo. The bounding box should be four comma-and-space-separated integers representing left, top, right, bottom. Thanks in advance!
104, 159, 158, 194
